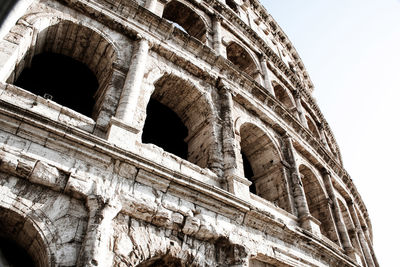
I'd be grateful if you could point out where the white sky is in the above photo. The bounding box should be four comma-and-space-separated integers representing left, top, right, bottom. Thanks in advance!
260, 0, 400, 266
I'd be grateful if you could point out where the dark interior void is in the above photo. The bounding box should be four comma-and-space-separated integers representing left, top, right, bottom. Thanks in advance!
226, 42, 257, 78
0, 237, 35, 267
137, 255, 184, 267
14, 52, 99, 117
142, 98, 188, 160
241, 152, 256, 194
162, 0, 207, 42
226, 0, 238, 12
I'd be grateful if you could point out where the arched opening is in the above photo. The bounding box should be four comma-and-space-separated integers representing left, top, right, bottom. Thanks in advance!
143, 74, 215, 168
225, 0, 239, 13
306, 116, 321, 139
0, 207, 50, 267
137, 254, 184, 267
142, 98, 188, 159
241, 151, 256, 194
226, 42, 259, 79
0, 237, 35, 267
273, 84, 296, 112
9, 20, 116, 120
162, 0, 207, 43
14, 52, 98, 117
239, 123, 291, 212
299, 165, 338, 243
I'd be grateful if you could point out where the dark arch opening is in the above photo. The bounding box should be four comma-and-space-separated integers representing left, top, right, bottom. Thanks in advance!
138, 254, 184, 267
241, 151, 256, 194
273, 84, 295, 112
0, 237, 35, 267
226, 42, 258, 79
0, 207, 49, 267
162, 0, 207, 43
142, 98, 188, 159
14, 52, 99, 117
226, 0, 239, 13
306, 116, 321, 139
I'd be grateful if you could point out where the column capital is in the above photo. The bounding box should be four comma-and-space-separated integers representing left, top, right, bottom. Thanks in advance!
260, 53, 268, 62
282, 132, 291, 140
217, 77, 231, 93
347, 199, 355, 206
214, 13, 223, 22
293, 90, 302, 99
322, 168, 332, 176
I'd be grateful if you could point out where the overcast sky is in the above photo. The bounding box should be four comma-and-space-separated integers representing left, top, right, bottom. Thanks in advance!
260, 0, 400, 265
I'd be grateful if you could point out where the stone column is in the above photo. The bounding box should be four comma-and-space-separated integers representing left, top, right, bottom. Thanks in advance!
78, 195, 122, 267
107, 37, 150, 150
213, 14, 224, 57
145, 0, 158, 13
218, 80, 251, 201
284, 135, 321, 235
115, 37, 149, 124
145, 0, 165, 17
362, 227, 379, 266
322, 197, 344, 247
322, 170, 357, 259
347, 201, 375, 267
259, 54, 274, 95
293, 91, 307, 127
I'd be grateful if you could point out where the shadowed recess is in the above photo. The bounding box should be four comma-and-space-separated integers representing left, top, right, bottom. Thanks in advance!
0, 237, 35, 267
241, 151, 256, 194
226, 42, 258, 78
162, 0, 207, 43
142, 98, 188, 160
14, 52, 99, 117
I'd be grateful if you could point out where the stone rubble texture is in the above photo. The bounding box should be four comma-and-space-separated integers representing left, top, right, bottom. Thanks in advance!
0, 0, 379, 266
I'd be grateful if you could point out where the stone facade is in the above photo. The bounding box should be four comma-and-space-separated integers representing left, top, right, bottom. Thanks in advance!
0, 0, 379, 266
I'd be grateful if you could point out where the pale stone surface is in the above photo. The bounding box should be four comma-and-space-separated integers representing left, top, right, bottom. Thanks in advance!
0, 0, 378, 266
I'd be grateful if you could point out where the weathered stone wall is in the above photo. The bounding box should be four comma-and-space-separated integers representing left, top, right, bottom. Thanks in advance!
0, 0, 378, 266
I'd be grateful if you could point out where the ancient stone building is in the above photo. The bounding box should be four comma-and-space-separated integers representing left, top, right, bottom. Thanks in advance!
0, 0, 379, 266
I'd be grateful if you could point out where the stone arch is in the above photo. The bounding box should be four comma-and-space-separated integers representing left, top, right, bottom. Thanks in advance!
305, 115, 321, 139
226, 41, 260, 80
162, 0, 208, 43
143, 73, 217, 169
298, 165, 338, 243
0, 198, 56, 267
225, 0, 239, 13
272, 82, 296, 111
239, 122, 292, 212
0, 13, 128, 130
137, 254, 184, 267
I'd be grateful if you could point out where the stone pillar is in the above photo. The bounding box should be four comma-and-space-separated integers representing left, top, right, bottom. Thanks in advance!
107, 37, 150, 150
347, 201, 375, 267
322, 197, 344, 247
115, 37, 149, 124
294, 91, 307, 127
218, 80, 251, 201
145, 0, 158, 13
213, 14, 224, 57
362, 228, 379, 266
259, 54, 274, 95
78, 195, 122, 267
322, 170, 357, 259
145, 0, 165, 17
284, 135, 321, 235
